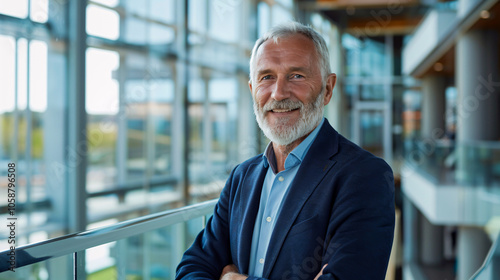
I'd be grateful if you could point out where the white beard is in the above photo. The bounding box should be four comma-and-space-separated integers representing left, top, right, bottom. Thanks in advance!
253, 90, 325, 146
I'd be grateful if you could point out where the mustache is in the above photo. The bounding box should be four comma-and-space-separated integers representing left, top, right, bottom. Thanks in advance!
262, 99, 303, 111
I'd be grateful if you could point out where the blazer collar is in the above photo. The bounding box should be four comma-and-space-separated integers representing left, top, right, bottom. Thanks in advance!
262, 119, 339, 278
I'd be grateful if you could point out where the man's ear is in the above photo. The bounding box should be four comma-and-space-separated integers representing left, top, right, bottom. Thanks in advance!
323, 73, 337, 105
248, 80, 253, 93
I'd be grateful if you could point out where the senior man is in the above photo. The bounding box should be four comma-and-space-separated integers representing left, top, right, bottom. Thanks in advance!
176, 21, 395, 280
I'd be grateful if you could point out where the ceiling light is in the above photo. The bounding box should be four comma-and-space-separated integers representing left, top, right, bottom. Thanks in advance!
434, 62, 444, 72
480, 10, 490, 19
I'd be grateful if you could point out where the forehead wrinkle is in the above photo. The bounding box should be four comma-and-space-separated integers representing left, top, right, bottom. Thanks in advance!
252, 34, 322, 82
255, 52, 313, 74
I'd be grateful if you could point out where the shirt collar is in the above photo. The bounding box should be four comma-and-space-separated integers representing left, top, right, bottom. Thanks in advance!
262, 118, 325, 173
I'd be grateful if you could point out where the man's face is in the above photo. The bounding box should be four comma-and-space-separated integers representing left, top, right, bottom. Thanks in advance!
249, 34, 335, 145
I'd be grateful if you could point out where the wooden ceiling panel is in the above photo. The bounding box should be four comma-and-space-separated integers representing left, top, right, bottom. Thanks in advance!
314, 0, 420, 9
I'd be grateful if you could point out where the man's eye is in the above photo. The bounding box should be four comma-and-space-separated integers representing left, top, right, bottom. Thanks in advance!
291, 74, 304, 79
261, 75, 272, 80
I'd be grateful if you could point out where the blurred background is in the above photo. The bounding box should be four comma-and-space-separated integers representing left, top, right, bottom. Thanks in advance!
0, 0, 499, 279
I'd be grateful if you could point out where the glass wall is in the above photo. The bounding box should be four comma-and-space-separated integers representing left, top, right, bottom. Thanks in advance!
0, 0, 65, 249
0, 0, 303, 253
342, 33, 409, 165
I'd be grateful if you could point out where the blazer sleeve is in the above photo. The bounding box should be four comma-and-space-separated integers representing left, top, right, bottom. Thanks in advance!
319, 157, 395, 280
175, 166, 238, 280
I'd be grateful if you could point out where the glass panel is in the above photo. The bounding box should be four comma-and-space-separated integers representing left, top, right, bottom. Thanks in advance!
123, 0, 147, 18
360, 84, 386, 101
188, 72, 239, 202
188, 103, 204, 184
404, 141, 500, 187
0, 254, 72, 279
86, 47, 120, 192
342, 34, 361, 77
360, 38, 386, 77
149, 0, 175, 24
29, 40, 47, 207
275, 0, 293, 8
17, 38, 28, 111
0, 0, 28, 18
189, 0, 206, 34
87, 242, 117, 277
0, 35, 15, 160
29, 40, 47, 113
271, 5, 291, 26
360, 110, 384, 157
208, 78, 237, 183
123, 17, 148, 45
258, 2, 270, 37
209, 0, 238, 42
30, 0, 48, 23
86, 4, 120, 40
126, 79, 147, 180
82, 217, 206, 280
148, 23, 175, 45
151, 79, 174, 176
91, 0, 119, 7
473, 232, 500, 279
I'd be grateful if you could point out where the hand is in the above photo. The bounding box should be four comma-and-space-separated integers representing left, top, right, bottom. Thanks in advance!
313, 264, 328, 280
220, 264, 247, 280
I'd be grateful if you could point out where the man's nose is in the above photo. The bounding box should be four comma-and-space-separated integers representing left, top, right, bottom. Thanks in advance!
271, 76, 291, 101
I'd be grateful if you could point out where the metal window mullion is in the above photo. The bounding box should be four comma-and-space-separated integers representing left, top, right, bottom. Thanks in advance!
384, 34, 393, 164
203, 77, 212, 182
13, 38, 19, 164
144, 0, 155, 199
116, 56, 127, 190
180, 0, 190, 205
351, 83, 361, 145
68, 0, 88, 232
142, 231, 152, 280
116, 1, 128, 189
25, 38, 33, 238
146, 88, 155, 193
68, 0, 88, 277
73, 251, 86, 280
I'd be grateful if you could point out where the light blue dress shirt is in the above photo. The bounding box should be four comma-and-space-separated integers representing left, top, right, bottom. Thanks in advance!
248, 118, 325, 277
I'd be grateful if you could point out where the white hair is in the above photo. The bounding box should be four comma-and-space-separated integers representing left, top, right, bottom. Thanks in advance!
249, 21, 331, 83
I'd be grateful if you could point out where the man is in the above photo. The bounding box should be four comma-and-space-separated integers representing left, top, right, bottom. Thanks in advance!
176, 22, 395, 280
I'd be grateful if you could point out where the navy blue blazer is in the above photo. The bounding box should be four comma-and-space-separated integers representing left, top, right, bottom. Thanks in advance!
176, 119, 395, 280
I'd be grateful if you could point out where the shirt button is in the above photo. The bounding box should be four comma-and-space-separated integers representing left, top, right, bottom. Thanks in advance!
278, 176, 284, 182
266, 217, 272, 222
259, 258, 264, 264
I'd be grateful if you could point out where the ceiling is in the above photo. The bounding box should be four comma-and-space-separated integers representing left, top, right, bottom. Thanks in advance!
298, 0, 433, 35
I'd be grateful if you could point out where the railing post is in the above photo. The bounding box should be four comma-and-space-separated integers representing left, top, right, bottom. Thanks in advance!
73, 251, 86, 280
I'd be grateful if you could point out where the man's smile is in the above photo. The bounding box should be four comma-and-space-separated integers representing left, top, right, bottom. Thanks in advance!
269, 108, 299, 113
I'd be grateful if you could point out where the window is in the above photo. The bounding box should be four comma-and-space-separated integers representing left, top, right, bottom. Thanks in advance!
0, 1, 296, 274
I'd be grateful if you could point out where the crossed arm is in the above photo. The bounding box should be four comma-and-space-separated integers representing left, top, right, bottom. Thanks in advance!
219, 264, 327, 280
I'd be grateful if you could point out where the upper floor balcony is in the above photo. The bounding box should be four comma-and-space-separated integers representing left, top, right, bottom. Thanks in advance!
402, 140, 500, 228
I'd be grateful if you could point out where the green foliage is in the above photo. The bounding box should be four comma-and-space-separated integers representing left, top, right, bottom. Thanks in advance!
88, 266, 117, 280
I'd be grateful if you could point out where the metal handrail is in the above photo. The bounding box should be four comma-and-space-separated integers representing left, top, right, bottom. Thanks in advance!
0, 199, 218, 272
469, 232, 500, 279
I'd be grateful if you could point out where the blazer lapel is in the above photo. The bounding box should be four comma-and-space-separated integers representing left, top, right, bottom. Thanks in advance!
262, 120, 339, 278
236, 159, 268, 274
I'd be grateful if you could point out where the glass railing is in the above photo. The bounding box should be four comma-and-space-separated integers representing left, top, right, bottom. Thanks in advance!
470, 231, 500, 279
0, 199, 217, 279
404, 139, 500, 187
